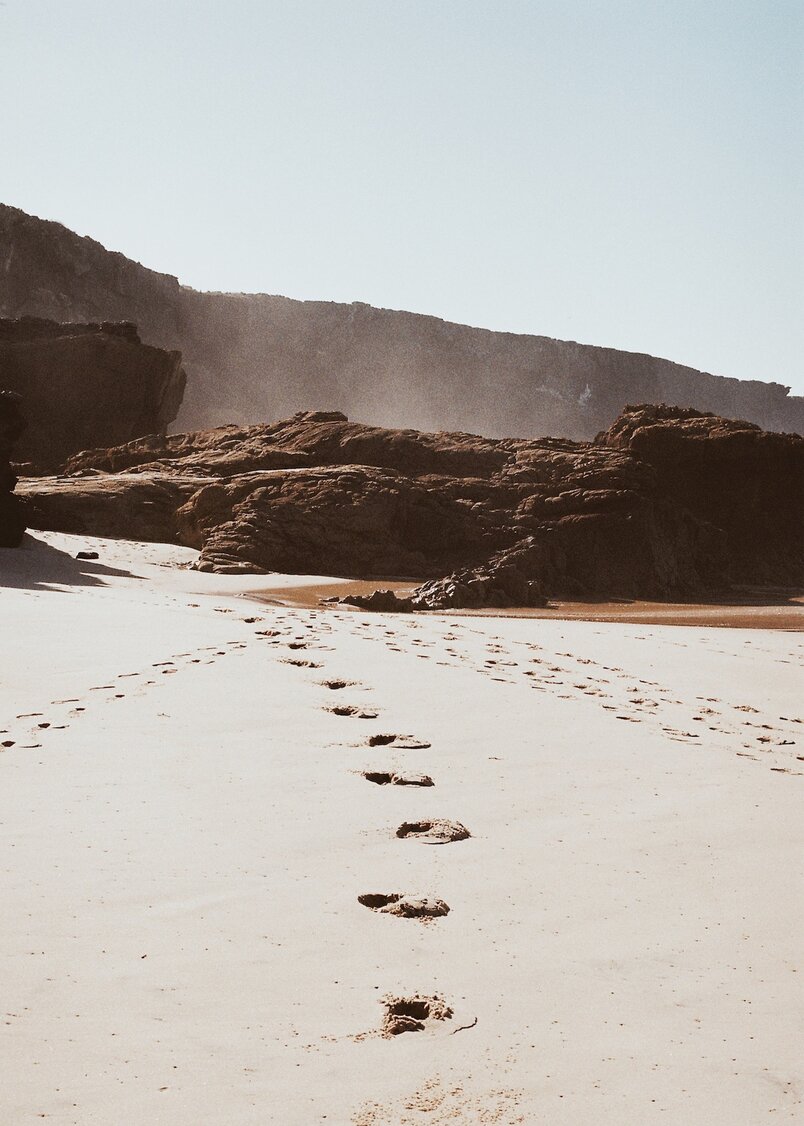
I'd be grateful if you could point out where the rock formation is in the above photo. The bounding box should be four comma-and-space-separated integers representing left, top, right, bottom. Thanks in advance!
18, 407, 804, 603
0, 316, 186, 469
2, 204, 802, 440
0, 390, 26, 547
599, 404, 804, 586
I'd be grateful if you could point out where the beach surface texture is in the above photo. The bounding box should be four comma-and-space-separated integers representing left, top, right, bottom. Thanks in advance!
1, 531, 802, 1125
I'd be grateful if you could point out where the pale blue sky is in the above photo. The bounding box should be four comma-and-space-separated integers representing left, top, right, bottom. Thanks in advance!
1, 0, 801, 392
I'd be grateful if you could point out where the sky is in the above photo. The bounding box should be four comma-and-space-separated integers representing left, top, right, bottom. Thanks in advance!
1, 0, 802, 393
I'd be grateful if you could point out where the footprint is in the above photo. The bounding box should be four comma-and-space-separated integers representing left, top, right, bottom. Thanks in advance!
381, 995, 453, 1037
282, 659, 322, 668
321, 680, 355, 691
362, 771, 434, 787
358, 893, 449, 919
396, 820, 470, 844
329, 706, 379, 719
368, 734, 431, 749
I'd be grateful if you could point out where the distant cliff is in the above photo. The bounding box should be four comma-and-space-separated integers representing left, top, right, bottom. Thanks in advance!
1, 203, 802, 439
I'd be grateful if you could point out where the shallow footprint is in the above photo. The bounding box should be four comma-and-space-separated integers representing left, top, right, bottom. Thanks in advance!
381, 995, 453, 1036
362, 771, 433, 787
396, 819, 470, 844
368, 733, 431, 749
358, 893, 449, 919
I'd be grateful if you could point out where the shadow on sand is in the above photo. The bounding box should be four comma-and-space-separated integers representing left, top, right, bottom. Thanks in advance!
0, 534, 134, 591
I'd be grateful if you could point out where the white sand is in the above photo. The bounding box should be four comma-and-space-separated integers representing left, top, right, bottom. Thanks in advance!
1, 531, 802, 1125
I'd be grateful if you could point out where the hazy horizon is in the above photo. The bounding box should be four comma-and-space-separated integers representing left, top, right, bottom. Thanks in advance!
1, 1, 801, 393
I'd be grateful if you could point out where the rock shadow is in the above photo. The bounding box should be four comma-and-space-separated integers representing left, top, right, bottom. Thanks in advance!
0, 534, 134, 590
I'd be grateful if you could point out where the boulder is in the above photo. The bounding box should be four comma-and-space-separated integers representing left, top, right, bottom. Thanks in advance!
0, 315, 186, 469
339, 590, 414, 612
598, 404, 804, 585
411, 561, 547, 611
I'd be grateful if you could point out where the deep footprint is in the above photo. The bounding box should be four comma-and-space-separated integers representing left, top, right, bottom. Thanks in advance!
396, 819, 470, 844
328, 706, 379, 719
368, 734, 431, 749
382, 995, 453, 1036
358, 893, 449, 919
363, 771, 434, 787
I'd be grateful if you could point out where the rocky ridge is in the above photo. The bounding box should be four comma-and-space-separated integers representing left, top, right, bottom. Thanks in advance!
2, 203, 802, 440
19, 406, 804, 606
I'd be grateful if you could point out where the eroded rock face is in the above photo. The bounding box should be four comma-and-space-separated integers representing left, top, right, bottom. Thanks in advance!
0, 390, 26, 546
175, 463, 486, 577
598, 404, 804, 585
0, 315, 186, 469
19, 473, 198, 543
2, 204, 802, 439
412, 562, 547, 611
17, 406, 804, 600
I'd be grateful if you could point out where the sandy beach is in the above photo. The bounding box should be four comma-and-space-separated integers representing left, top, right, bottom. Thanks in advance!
1, 531, 802, 1125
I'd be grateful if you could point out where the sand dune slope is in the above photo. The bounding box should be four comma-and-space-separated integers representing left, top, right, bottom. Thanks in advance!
1, 533, 802, 1125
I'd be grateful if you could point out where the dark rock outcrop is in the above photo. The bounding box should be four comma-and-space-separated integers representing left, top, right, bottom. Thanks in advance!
0, 315, 186, 469
20, 472, 197, 544
340, 589, 414, 613
17, 407, 804, 604
174, 463, 483, 577
411, 563, 547, 611
2, 204, 802, 440
0, 390, 26, 546
598, 404, 804, 586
